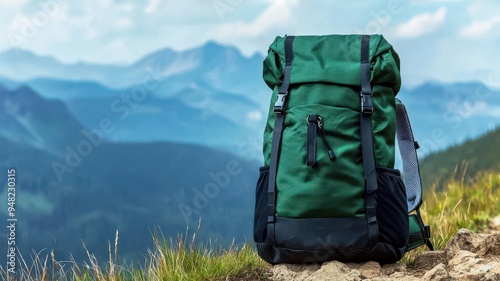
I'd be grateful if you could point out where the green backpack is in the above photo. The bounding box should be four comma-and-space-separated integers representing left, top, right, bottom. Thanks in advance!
253, 34, 433, 264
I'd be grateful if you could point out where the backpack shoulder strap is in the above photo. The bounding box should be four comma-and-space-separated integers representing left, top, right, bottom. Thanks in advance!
267, 35, 295, 225
360, 35, 379, 247
396, 99, 433, 251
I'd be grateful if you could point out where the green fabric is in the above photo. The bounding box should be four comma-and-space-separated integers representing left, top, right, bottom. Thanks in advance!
408, 215, 425, 249
262, 35, 401, 218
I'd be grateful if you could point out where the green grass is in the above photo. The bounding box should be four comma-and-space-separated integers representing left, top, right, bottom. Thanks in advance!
402, 171, 500, 264
0, 225, 269, 281
2, 172, 499, 280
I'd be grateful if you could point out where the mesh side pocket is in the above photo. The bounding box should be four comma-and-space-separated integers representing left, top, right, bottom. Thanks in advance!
254, 166, 270, 243
376, 167, 409, 250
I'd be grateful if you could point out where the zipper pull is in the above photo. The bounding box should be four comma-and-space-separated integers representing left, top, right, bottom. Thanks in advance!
306, 115, 336, 167
307, 115, 318, 166
316, 117, 336, 161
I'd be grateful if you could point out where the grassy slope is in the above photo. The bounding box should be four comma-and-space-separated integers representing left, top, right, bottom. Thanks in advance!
1, 227, 270, 281
403, 171, 500, 263
420, 126, 500, 190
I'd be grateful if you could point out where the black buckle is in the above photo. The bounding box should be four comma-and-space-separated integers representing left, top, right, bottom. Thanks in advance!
360, 93, 373, 114
274, 91, 288, 113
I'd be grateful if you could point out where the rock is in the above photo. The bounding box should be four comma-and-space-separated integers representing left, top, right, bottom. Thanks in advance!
422, 263, 452, 281
413, 250, 446, 270
359, 261, 382, 278
346, 261, 382, 279
483, 262, 500, 280
268, 226, 500, 281
381, 263, 406, 275
271, 264, 320, 281
445, 229, 484, 260
447, 250, 480, 272
487, 216, 500, 233
306, 261, 361, 281
477, 233, 500, 257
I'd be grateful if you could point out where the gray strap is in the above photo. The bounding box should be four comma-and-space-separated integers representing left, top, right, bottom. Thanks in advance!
396, 100, 422, 212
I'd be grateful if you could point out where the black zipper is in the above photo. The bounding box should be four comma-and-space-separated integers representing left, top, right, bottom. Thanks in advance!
306, 114, 336, 166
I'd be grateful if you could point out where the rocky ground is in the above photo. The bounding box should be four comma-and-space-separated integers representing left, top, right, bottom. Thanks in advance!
268, 216, 500, 281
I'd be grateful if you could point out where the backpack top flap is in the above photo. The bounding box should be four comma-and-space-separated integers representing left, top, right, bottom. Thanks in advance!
263, 34, 401, 95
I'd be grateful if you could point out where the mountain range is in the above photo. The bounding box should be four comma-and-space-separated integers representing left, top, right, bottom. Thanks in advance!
397, 82, 500, 156
0, 42, 266, 99
1, 44, 499, 154
0, 42, 498, 264
0, 85, 85, 153
0, 43, 268, 149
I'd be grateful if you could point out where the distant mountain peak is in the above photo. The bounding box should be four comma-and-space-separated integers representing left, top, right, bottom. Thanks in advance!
0, 48, 57, 63
0, 85, 87, 153
199, 40, 242, 56
202, 40, 229, 51
131, 47, 177, 66
1, 48, 35, 57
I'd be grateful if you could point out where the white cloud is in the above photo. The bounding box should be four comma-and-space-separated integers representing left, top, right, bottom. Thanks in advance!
145, 0, 161, 13
247, 111, 263, 121
460, 16, 500, 38
116, 17, 133, 28
448, 101, 500, 118
104, 40, 132, 59
218, 0, 298, 37
465, 1, 500, 19
99, 0, 113, 8
120, 3, 134, 12
395, 7, 447, 38
0, 0, 27, 7
409, 0, 467, 3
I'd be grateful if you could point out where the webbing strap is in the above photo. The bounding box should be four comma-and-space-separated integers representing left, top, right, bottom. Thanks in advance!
360, 35, 379, 246
267, 36, 295, 223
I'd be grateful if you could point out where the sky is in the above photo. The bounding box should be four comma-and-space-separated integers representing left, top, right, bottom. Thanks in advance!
0, 0, 500, 87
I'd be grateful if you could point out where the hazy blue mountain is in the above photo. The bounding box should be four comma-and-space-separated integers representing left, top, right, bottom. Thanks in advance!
0, 84, 261, 265
0, 82, 260, 150
6, 78, 123, 100
0, 134, 259, 265
0, 76, 19, 89
3, 51, 499, 154
397, 82, 500, 156
64, 94, 250, 146
0, 42, 268, 103
0, 49, 122, 84
123, 42, 266, 98
7, 76, 264, 130
0, 85, 88, 153
0, 43, 268, 148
